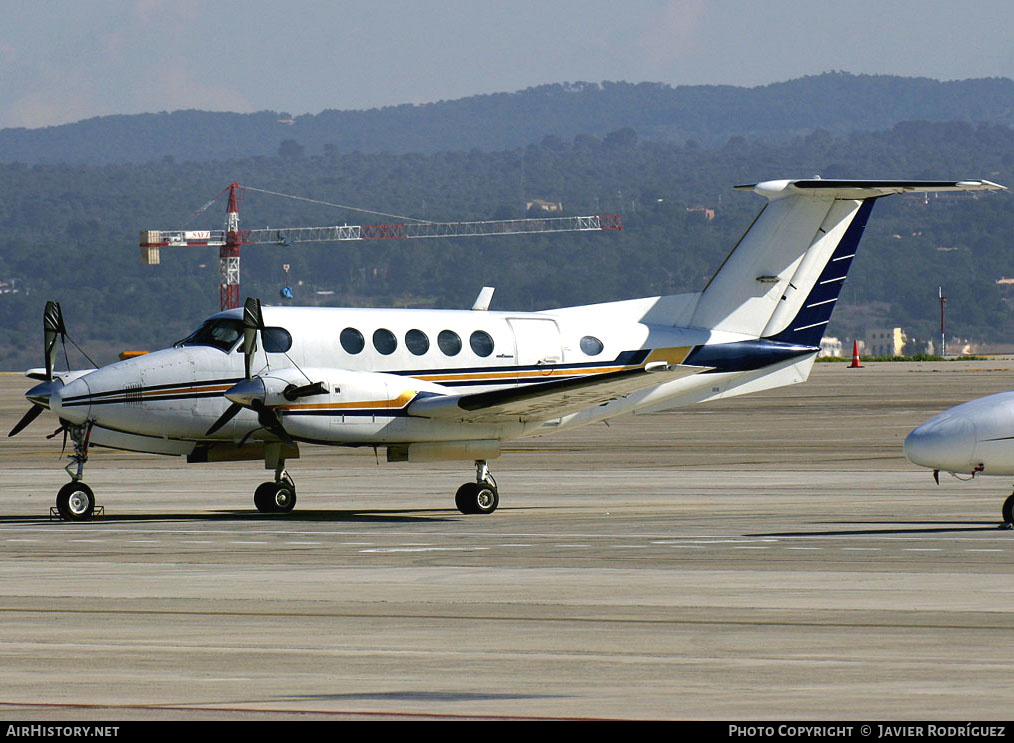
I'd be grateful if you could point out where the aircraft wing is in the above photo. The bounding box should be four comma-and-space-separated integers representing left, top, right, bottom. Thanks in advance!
407, 362, 708, 423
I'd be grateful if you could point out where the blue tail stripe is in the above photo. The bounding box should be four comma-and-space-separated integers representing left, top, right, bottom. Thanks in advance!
767, 198, 876, 346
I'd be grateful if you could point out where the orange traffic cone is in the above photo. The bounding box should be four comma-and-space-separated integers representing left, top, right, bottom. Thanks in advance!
848, 340, 863, 368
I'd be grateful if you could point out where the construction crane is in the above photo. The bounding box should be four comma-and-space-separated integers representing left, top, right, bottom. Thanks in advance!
140, 183, 623, 311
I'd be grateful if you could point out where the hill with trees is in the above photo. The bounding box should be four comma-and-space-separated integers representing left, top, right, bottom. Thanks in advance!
0, 117, 1011, 372
3, 73, 1014, 164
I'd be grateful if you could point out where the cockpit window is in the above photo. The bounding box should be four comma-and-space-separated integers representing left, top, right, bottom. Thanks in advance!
178, 318, 244, 352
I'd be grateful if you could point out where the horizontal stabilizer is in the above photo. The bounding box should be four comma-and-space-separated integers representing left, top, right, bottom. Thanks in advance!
25, 367, 96, 383
734, 179, 1005, 199
408, 363, 705, 423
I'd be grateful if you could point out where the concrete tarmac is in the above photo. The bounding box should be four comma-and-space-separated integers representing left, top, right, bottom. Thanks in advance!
1, 361, 1013, 720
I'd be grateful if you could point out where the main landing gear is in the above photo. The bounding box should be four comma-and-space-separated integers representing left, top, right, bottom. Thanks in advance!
1000, 490, 1014, 530
53, 421, 100, 522
455, 459, 499, 515
254, 465, 297, 514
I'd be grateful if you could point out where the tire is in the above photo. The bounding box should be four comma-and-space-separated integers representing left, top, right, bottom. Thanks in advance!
1003, 493, 1014, 524
254, 482, 278, 513
455, 482, 499, 515
56, 482, 95, 522
455, 483, 478, 514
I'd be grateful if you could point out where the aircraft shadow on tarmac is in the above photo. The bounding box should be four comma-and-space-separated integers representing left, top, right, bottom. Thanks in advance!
279, 691, 567, 703
748, 521, 1006, 538
0, 509, 461, 525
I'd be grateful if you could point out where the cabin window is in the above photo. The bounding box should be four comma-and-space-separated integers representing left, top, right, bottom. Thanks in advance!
470, 330, 494, 357
580, 335, 604, 356
438, 330, 461, 356
340, 327, 365, 354
405, 329, 429, 356
373, 328, 397, 355
263, 327, 292, 353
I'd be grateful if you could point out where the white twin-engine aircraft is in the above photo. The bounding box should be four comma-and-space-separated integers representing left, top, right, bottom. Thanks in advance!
11, 178, 1003, 521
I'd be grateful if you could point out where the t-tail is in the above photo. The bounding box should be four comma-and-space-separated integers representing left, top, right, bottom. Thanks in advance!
688, 179, 1004, 348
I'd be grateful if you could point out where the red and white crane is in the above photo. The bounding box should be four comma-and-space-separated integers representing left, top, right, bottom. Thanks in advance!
140, 183, 623, 311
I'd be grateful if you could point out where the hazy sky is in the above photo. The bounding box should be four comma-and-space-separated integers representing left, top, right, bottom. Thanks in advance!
2, 0, 1013, 129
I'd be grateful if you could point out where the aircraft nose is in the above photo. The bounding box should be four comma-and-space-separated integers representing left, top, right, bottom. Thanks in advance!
904, 412, 977, 472
49, 376, 91, 425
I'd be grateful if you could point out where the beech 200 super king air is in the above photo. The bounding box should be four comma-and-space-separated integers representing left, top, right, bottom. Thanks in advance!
10, 178, 1004, 520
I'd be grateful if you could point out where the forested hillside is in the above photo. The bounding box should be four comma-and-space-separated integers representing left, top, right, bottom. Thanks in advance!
0, 119, 1011, 371
3, 73, 1014, 165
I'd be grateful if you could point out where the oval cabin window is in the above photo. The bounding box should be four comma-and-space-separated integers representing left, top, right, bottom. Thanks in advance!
373, 328, 397, 355
262, 327, 293, 353
580, 336, 604, 356
405, 329, 430, 356
438, 330, 462, 356
340, 327, 365, 354
470, 330, 494, 358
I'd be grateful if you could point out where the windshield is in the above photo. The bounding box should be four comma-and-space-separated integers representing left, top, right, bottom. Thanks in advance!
177, 318, 244, 352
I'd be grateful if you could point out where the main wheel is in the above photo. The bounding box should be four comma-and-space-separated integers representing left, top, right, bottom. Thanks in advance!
454, 482, 499, 515
254, 481, 297, 514
1002, 493, 1014, 525
56, 481, 95, 522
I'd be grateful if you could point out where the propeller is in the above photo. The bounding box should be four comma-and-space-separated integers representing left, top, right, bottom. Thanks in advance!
9, 301, 67, 438
204, 297, 327, 440
205, 297, 272, 437
206, 376, 291, 440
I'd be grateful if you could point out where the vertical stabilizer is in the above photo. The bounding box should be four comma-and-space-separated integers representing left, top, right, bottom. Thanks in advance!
688, 179, 1004, 341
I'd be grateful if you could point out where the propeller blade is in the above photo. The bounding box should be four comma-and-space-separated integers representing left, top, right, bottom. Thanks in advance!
252, 400, 290, 442
43, 301, 66, 382
242, 297, 264, 379
205, 403, 243, 436
8, 405, 43, 438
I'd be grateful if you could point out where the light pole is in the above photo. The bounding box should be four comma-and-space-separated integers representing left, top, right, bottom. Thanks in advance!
939, 286, 947, 357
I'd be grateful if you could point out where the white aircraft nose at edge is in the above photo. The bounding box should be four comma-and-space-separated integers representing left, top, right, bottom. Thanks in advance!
9, 178, 1005, 521
905, 388, 1014, 527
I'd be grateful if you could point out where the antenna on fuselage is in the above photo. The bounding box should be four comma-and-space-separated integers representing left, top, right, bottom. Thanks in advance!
471, 286, 495, 311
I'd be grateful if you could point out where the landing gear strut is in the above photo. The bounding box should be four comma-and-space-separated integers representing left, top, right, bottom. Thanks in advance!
254, 461, 297, 514
455, 459, 499, 515
54, 421, 98, 521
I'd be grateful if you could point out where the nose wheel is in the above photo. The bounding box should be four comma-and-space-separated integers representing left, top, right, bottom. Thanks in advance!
455, 460, 499, 515
56, 481, 95, 521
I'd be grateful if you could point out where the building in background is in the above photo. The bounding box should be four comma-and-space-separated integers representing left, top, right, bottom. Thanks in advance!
866, 327, 908, 357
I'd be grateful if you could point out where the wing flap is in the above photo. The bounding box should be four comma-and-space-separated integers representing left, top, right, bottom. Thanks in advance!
408, 362, 707, 423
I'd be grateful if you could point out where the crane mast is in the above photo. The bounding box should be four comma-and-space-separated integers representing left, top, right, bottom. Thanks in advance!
141, 183, 622, 311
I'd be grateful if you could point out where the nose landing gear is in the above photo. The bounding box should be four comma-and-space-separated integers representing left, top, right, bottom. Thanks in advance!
455, 459, 499, 515
52, 421, 102, 522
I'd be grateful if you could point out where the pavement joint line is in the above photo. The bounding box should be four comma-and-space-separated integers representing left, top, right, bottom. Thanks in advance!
358, 546, 491, 553
1, 523, 1009, 543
